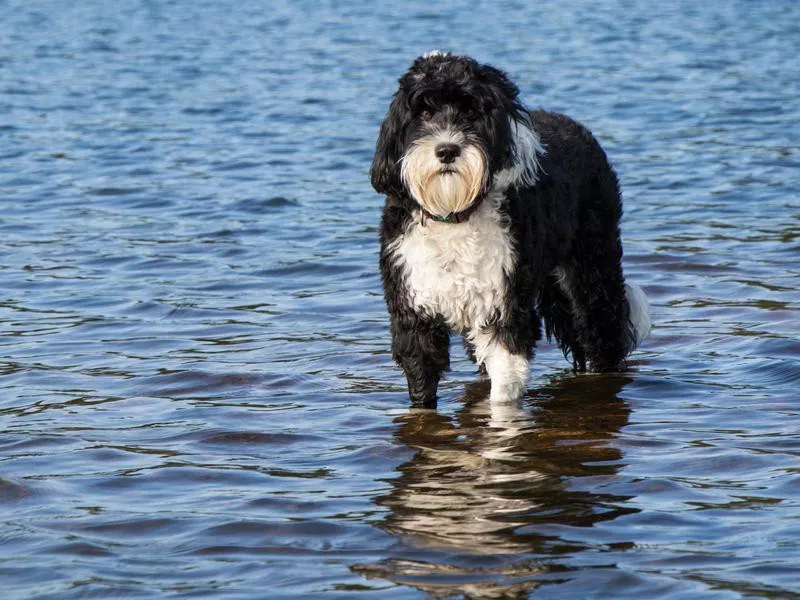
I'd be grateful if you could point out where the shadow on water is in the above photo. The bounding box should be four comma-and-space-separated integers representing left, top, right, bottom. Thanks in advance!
354, 375, 639, 597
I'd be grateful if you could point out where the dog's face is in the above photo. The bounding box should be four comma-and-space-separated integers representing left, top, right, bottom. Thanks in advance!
371, 52, 532, 216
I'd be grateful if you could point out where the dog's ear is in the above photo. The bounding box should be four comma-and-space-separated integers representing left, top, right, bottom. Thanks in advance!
478, 64, 525, 118
370, 90, 409, 195
474, 64, 531, 171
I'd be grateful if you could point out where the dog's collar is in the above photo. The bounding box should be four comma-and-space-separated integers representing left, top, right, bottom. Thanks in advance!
420, 198, 483, 225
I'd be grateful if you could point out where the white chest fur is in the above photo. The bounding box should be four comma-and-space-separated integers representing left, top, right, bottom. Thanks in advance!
388, 195, 517, 332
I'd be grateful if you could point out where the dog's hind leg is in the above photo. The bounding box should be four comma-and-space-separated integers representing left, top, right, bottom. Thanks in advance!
558, 178, 635, 372
539, 273, 587, 372
557, 261, 630, 372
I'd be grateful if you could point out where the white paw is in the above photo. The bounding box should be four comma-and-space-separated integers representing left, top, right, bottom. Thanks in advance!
468, 329, 530, 403
488, 379, 526, 403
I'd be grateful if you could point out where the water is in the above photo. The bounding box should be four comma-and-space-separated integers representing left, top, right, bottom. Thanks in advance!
1, 1, 798, 597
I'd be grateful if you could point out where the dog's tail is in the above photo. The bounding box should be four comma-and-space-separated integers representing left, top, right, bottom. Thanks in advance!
625, 282, 652, 350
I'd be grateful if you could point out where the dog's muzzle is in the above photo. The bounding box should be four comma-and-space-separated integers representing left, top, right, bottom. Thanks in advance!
401, 132, 487, 218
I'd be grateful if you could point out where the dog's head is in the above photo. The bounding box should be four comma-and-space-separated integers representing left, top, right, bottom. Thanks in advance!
370, 51, 542, 217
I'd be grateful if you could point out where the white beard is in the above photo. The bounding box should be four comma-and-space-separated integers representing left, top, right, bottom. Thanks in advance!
400, 129, 488, 217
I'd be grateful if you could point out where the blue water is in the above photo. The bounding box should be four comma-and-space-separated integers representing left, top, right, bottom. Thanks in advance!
1, 1, 799, 598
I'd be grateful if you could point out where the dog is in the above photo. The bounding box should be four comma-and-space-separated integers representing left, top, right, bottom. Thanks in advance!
371, 51, 651, 408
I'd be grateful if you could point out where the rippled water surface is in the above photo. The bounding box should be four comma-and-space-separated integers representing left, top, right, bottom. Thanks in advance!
2, 1, 799, 598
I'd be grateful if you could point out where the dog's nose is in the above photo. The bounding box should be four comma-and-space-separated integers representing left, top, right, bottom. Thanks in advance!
435, 143, 461, 164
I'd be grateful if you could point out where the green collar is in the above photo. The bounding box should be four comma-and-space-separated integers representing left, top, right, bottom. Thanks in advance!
420, 198, 483, 224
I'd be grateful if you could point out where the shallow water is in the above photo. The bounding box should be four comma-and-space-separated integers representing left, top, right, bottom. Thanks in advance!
1, 1, 799, 598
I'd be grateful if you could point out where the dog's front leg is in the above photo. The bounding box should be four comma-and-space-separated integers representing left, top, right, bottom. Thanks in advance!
485, 343, 529, 403
391, 315, 450, 408
469, 328, 530, 403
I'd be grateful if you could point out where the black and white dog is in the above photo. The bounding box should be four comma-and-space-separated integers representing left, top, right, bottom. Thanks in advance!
371, 51, 650, 408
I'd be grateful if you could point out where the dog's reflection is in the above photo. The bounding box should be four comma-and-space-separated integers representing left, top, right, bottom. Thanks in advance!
361, 375, 637, 596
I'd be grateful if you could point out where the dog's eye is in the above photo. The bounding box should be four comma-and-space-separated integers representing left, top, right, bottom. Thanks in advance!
419, 110, 433, 121
464, 108, 478, 120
